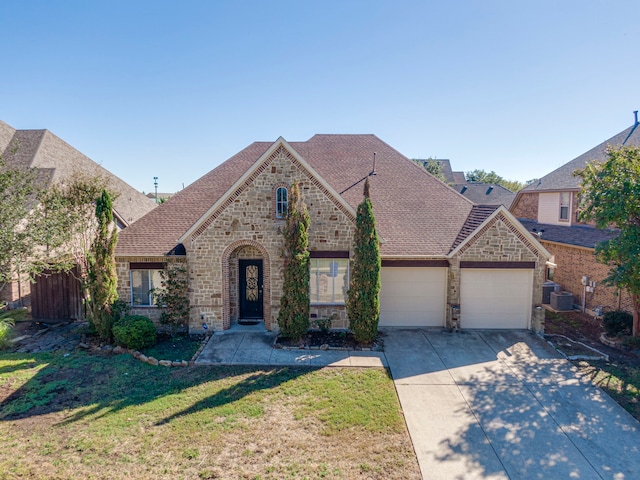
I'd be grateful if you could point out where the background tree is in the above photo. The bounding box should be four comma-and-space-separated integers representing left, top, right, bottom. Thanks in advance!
0, 151, 45, 295
413, 158, 446, 182
278, 182, 310, 341
346, 178, 381, 344
576, 145, 640, 336
86, 190, 119, 341
465, 169, 525, 192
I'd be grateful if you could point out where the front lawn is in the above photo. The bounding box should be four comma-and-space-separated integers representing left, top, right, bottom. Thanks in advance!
0, 351, 419, 479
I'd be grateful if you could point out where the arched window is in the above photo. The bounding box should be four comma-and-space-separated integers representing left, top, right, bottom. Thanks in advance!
275, 186, 288, 219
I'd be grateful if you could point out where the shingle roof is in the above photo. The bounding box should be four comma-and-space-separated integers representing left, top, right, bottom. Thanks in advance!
522, 120, 640, 192
116, 135, 476, 257
415, 158, 456, 183
450, 205, 500, 251
517, 219, 618, 249
1, 121, 156, 225
455, 182, 516, 208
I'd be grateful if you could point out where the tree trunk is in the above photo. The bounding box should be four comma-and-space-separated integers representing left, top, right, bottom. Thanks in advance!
633, 293, 640, 337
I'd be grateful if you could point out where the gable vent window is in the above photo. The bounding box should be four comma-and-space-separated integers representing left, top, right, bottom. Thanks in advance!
275, 186, 288, 219
559, 192, 570, 221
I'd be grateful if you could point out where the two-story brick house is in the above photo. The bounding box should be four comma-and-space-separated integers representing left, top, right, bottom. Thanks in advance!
510, 113, 640, 314
116, 135, 549, 333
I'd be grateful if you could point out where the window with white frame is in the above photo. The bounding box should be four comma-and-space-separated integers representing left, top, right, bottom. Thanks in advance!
130, 269, 163, 306
559, 192, 570, 221
309, 257, 349, 304
275, 186, 288, 219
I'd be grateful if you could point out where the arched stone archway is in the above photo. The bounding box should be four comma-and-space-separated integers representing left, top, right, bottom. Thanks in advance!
221, 240, 271, 329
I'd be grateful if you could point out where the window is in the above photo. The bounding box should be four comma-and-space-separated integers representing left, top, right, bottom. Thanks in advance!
559, 192, 570, 221
130, 270, 163, 306
275, 186, 288, 219
310, 258, 349, 304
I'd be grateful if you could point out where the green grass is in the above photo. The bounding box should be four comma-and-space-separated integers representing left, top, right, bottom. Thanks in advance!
0, 351, 419, 479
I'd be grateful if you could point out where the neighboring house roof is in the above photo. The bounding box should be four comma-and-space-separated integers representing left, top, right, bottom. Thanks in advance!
117, 134, 477, 258
518, 219, 618, 249
146, 192, 173, 202
454, 182, 516, 208
0, 120, 156, 226
521, 117, 640, 193
452, 171, 466, 184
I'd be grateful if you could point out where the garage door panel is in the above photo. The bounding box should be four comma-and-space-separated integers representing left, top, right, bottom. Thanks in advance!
379, 267, 446, 327
460, 269, 532, 329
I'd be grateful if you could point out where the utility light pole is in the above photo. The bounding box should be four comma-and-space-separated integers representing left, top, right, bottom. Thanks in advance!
153, 176, 158, 204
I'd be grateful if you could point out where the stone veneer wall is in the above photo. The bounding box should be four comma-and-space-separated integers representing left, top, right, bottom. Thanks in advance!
542, 241, 633, 313
183, 146, 355, 332
448, 213, 548, 332
510, 192, 538, 221
115, 255, 186, 324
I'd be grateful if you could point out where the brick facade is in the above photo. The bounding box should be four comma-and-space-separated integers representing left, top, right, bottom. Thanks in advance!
542, 241, 633, 313
511, 192, 538, 221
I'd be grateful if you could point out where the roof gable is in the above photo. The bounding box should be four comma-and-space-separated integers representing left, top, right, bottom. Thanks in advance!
522, 121, 640, 193
1, 122, 156, 226
449, 206, 550, 260
179, 138, 357, 243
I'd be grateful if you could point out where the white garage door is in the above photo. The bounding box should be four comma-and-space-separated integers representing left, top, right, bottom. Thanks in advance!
460, 269, 532, 329
379, 267, 446, 327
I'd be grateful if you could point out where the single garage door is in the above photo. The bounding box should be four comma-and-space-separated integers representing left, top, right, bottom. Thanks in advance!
379, 267, 446, 327
460, 269, 532, 329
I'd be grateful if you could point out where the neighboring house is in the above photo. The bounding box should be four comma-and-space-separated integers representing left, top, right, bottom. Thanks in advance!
510, 112, 640, 314
455, 182, 516, 208
415, 159, 516, 207
0, 120, 157, 317
116, 135, 550, 334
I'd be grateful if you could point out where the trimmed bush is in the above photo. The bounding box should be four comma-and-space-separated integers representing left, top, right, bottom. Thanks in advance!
603, 310, 633, 337
112, 315, 157, 350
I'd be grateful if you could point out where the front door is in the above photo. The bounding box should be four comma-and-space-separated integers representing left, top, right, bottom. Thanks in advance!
239, 259, 263, 319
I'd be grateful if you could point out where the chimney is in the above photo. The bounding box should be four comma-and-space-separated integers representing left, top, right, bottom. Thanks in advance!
634, 110, 639, 125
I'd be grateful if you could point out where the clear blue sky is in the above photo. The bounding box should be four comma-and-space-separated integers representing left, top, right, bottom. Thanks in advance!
2, 1, 638, 194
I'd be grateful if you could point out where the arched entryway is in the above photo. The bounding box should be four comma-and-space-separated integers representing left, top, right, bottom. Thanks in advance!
222, 240, 271, 329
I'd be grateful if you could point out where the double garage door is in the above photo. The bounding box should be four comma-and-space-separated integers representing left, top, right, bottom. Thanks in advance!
379, 266, 532, 329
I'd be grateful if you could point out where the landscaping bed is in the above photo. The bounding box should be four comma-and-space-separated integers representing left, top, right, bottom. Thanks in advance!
275, 330, 383, 351
545, 309, 640, 422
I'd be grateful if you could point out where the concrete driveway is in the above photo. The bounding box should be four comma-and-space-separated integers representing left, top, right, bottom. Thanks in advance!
383, 328, 640, 480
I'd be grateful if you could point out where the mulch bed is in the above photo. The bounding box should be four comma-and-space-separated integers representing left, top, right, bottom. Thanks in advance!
275, 330, 383, 351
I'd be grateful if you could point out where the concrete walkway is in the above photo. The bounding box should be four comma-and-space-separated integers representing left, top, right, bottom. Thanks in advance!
195, 328, 387, 367
385, 329, 640, 480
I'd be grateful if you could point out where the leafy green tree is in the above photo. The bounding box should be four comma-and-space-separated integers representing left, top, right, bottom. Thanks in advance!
278, 182, 310, 341
576, 145, 640, 336
414, 158, 446, 182
86, 190, 119, 341
347, 178, 381, 344
0, 151, 43, 294
465, 169, 524, 192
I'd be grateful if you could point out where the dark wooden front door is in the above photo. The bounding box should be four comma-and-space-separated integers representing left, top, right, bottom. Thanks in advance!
239, 259, 263, 319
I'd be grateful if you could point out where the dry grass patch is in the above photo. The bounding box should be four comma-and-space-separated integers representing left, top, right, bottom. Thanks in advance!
0, 351, 420, 479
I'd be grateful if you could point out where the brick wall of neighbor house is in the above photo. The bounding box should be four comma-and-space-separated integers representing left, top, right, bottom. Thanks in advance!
115, 256, 186, 324
183, 146, 355, 332
0, 273, 31, 304
448, 214, 547, 331
542, 242, 633, 314
511, 192, 539, 220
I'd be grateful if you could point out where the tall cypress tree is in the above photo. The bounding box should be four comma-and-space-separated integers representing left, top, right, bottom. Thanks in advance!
278, 182, 310, 341
87, 190, 119, 341
347, 178, 381, 344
